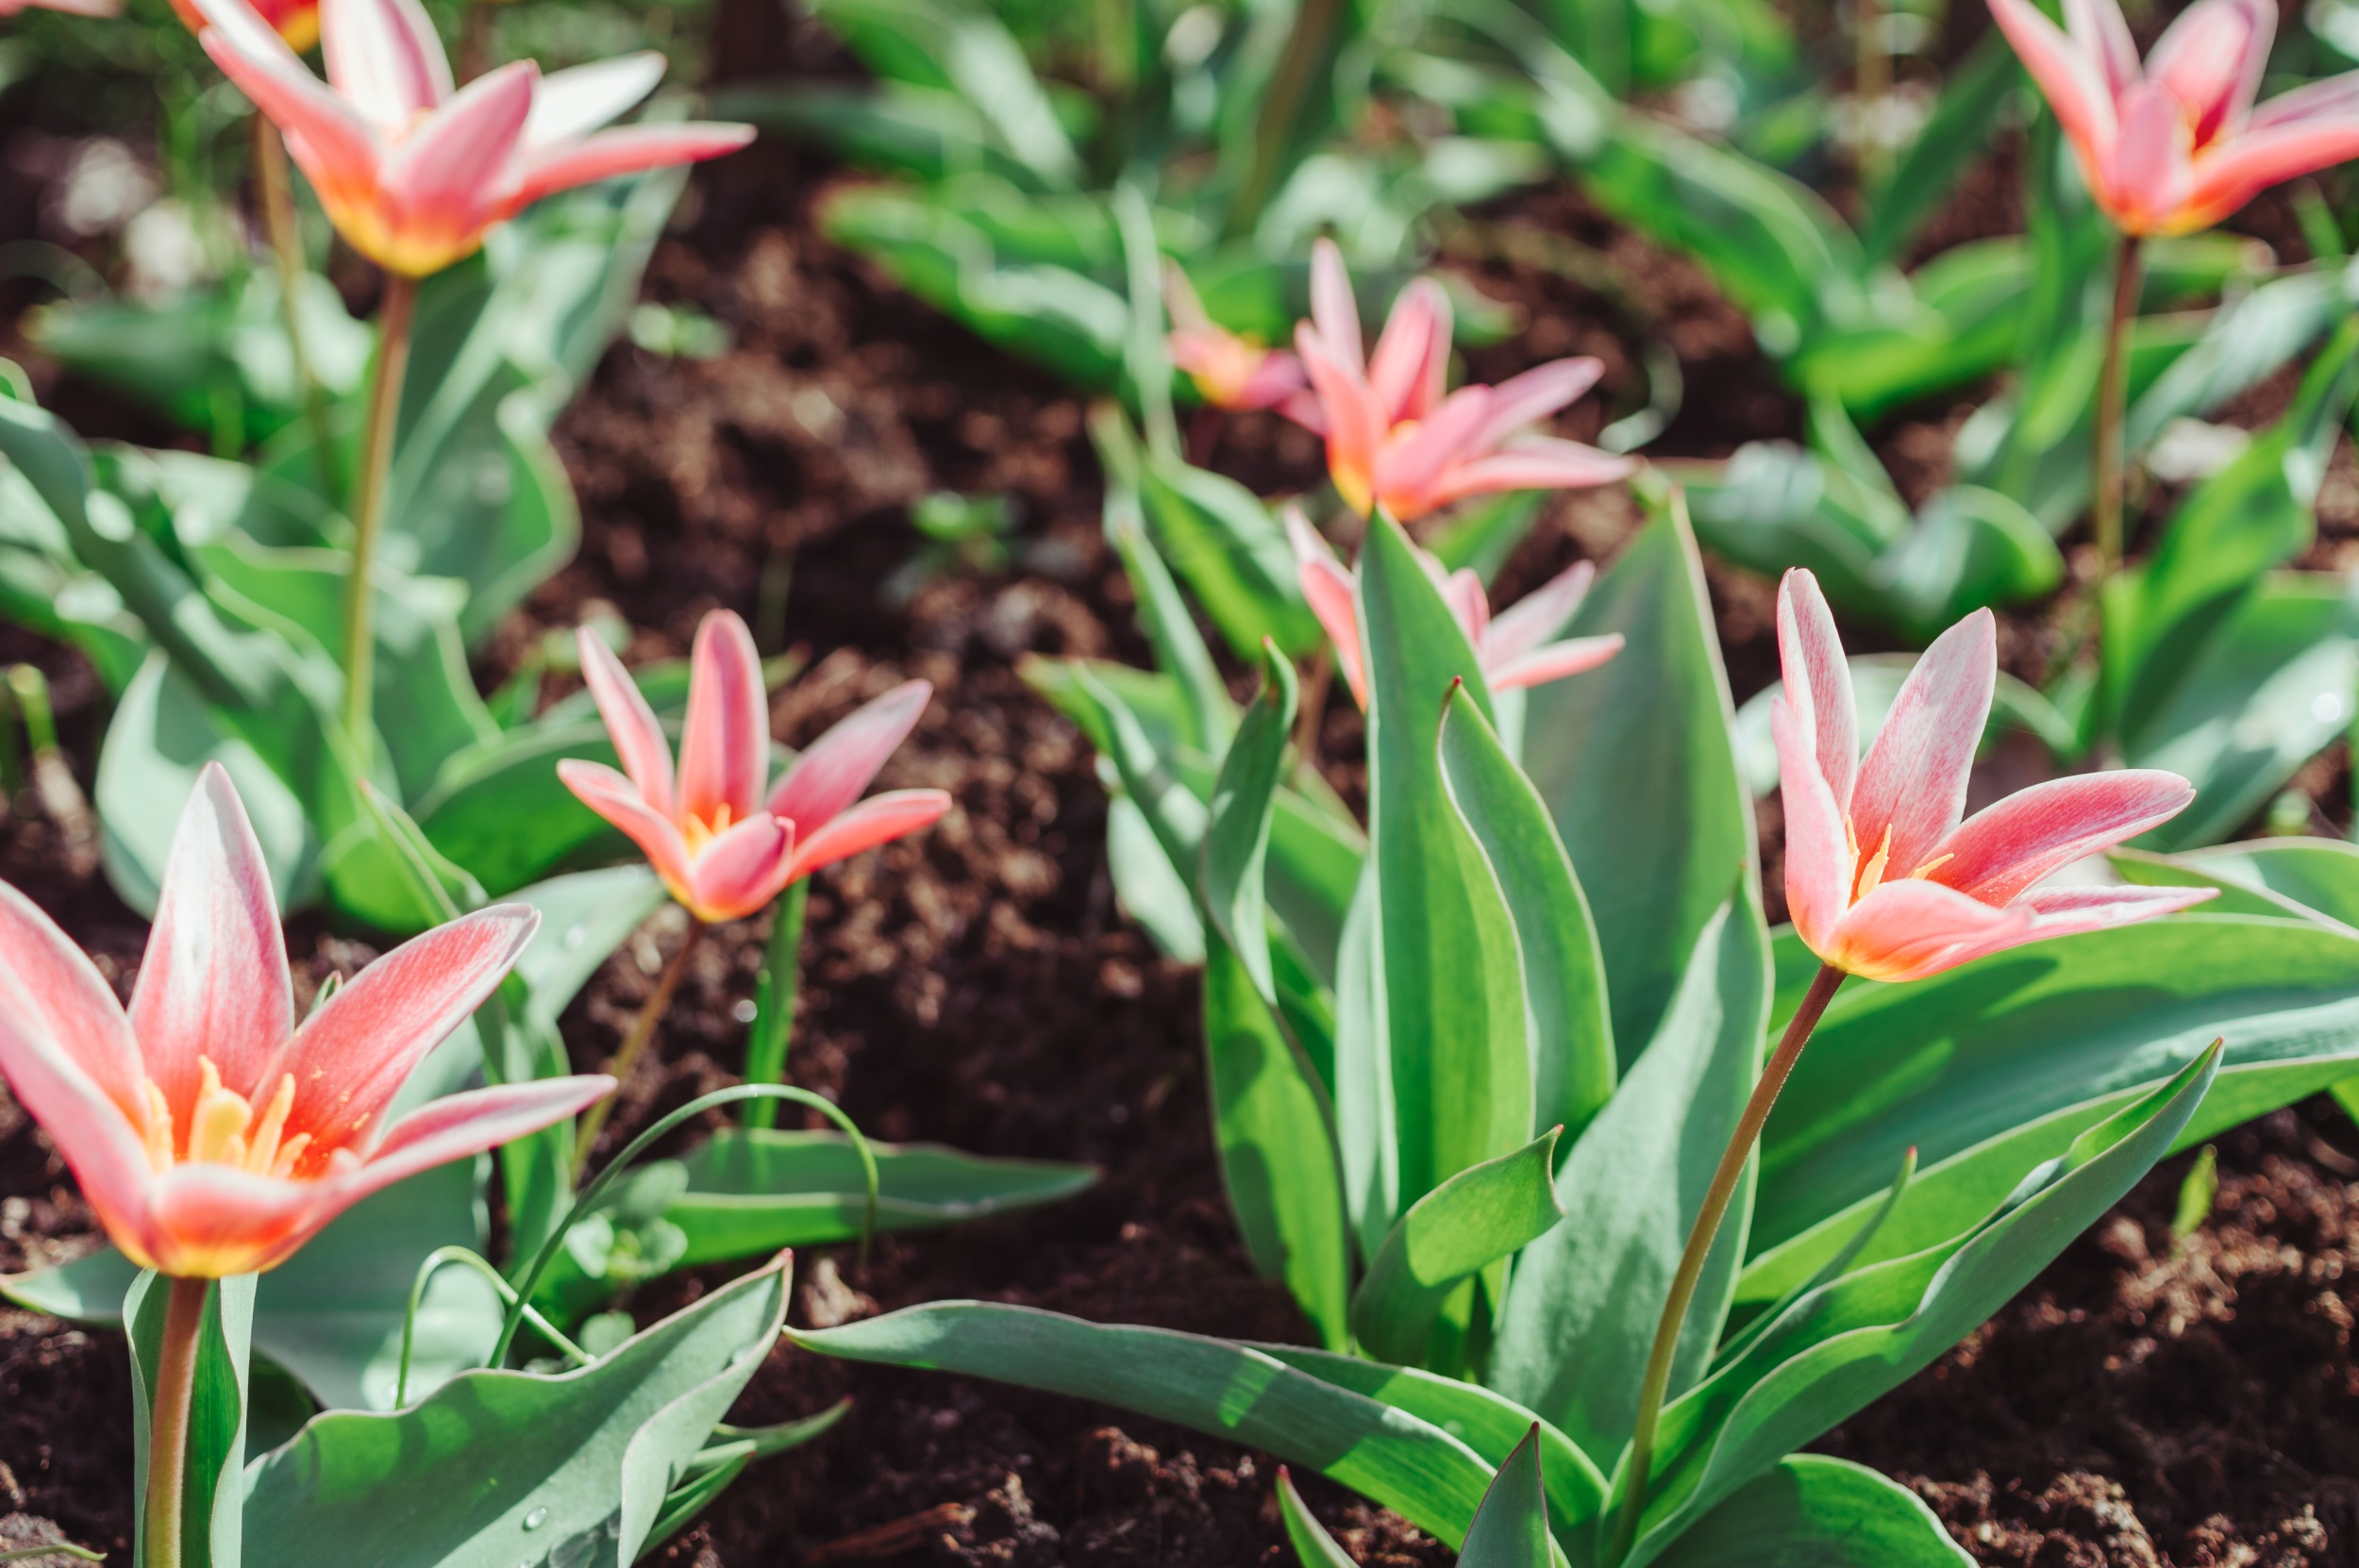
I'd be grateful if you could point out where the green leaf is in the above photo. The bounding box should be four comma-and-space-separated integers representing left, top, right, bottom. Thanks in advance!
242, 1256, 791, 1568
1138, 450, 1323, 660
1858, 32, 2016, 268
807, 0, 1081, 183
1439, 683, 1615, 1143
1649, 1457, 1971, 1567
1520, 502, 1753, 1068
1488, 890, 1770, 1466
1462, 1425, 1552, 1568
1278, 1469, 1360, 1568
414, 721, 636, 895
1203, 642, 1297, 995
1350, 1129, 1564, 1374
1100, 433, 1235, 756
127, 1272, 255, 1568
792, 1301, 1499, 1547
2112, 839, 2359, 930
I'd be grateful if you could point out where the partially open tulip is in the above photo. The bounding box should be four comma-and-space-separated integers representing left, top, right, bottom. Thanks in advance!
192, 0, 755, 276
1291, 240, 1634, 521
1289, 509, 1623, 709
0, 764, 609, 1278
1164, 263, 1311, 414
560, 611, 953, 926
1774, 569, 2212, 981
1987, 0, 2359, 236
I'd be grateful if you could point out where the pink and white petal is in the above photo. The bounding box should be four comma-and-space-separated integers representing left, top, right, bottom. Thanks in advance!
1366, 278, 1453, 425
1287, 509, 1367, 707
1465, 359, 1605, 454
316, 1077, 614, 1233
576, 627, 674, 818
2245, 69, 2359, 129
766, 680, 931, 830
1849, 608, 1996, 879
2182, 116, 2359, 230
128, 763, 293, 1115
2062, 0, 2140, 98
557, 759, 694, 890
1910, 884, 2217, 978
785, 790, 952, 882
1375, 386, 1497, 508
1986, 0, 2122, 166
504, 122, 755, 211
1772, 695, 1856, 959
139, 1162, 325, 1277
2145, 0, 2275, 143
379, 61, 535, 266
1295, 325, 1385, 503
1427, 437, 1637, 501
678, 609, 771, 826
523, 52, 666, 153
1929, 770, 2197, 904
0, 882, 142, 1117
1776, 567, 1859, 812
680, 812, 794, 924
2103, 83, 2198, 231
1484, 559, 1596, 667
1445, 567, 1489, 649
320, 0, 452, 131
1275, 386, 1329, 436
1486, 634, 1623, 692
196, 18, 382, 189
1237, 351, 1309, 409
271, 905, 539, 1154
1308, 238, 1364, 372
1823, 877, 2031, 983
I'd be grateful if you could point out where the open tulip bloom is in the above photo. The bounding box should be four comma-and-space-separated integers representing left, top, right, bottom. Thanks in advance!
1288, 508, 1624, 708
1290, 239, 1635, 521
0, 764, 610, 1280
560, 609, 953, 926
192, 0, 755, 277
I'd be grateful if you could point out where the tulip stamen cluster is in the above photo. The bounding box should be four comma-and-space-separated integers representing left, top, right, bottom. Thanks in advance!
146, 1059, 317, 1180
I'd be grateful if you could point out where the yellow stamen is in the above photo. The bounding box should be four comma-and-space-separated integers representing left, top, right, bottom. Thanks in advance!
187, 1057, 256, 1167
1849, 821, 1894, 903
269, 1133, 313, 1181
244, 1074, 297, 1177
1910, 853, 1955, 881
142, 1081, 176, 1173
681, 803, 736, 859
148, 1058, 318, 1178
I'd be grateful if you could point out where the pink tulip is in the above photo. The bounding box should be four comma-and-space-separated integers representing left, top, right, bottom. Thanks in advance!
1774, 569, 2211, 982
559, 610, 953, 926
1987, 0, 2359, 236
190, 0, 755, 276
0, 764, 609, 1278
1290, 240, 1634, 521
1288, 509, 1624, 709
1164, 264, 1312, 414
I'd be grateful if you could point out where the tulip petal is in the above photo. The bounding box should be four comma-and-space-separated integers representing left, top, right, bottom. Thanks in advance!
1775, 568, 1858, 811
2183, 115, 2359, 230
2146, 0, 2274, 144
140, 1162, 324, 1277
379, 60, 535, 269
340, 1076, 616, 1208
2105, 83, 2197, 232
786, 790, 952, 882
1237, 351, 1310, 409
767, 679, 931, 830
504, 122, 756, 211
1920, 883, 2217, 976
1295, 325, 1385, 515
1930, 770, 2197, 904
320, 0, 451, 132
576, 627, 675, 820
1483, 559, 1596, 667
1287, 509, 1367, 707
1823, 877, 2032, 983
524, 52, 665, 152
2063, 0, 2139, 97
1375, 385, 1496, 513
270, 905, 539, 1157
129, 763, 293, 1118
558, 759, 694, 891
1987, 0, 2121, 166
1486, 634, 1623, 692
196, 11, 382, 193
1773, 695, 1855, 958
1849, 608, 1996, 882
1276, 387, 1329, 436
1366, 278, 1452, 425
1428, 438, 1637, 506
1465, 359, 1605, 454
681, 812, 794, 923
678, 609, 771, 826
2244, 68, 2359, 129
1308, 237, 1363, 372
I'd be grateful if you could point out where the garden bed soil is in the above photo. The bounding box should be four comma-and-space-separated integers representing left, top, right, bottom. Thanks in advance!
6, 45, 2359, 1563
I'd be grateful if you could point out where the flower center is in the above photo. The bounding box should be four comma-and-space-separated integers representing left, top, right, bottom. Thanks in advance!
1844, 816, 1953, 906
681, 803, 736, 858
142, 1056, 312, 1179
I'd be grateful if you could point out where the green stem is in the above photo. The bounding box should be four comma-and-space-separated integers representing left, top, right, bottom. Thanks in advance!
253, 115, 338, 499
570, 918, 705, 1179
1225, 0, 1345, 240
142, 1276, 211, 1568
1611, 963, 1846, 1562
2094, 235, 2143, 582
340, 271, 418, 759
743, 878, 809, 1129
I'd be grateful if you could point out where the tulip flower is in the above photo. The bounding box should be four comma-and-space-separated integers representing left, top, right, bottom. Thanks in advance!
1291, 239, 1635, 521
1287, 509, 1623, 709
560, 610, 952, 926
0, 763, 609, 1280
1986, 0, 2359, 239
1164, 263, 1310, 414
172, 0, 309, 46
1773, 567, 2211, 983
192, 0, 755, 279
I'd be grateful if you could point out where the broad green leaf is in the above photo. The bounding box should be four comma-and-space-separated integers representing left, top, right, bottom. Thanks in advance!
1488, 889, 1770, 1465
2112, 839, 2359, 930
415, 721, 642, 896
1520, 505, 1753, 1066
1351, 1129, 1564, 1372
1203, 642, 1297, 995
1628, 1048, 2216, 1566
1440, 684, 1615, 1142
1139, 451, 1323, 660
1650, 1456, 1970, 1567
127, 1271, 255, 1568
1361, 513, 1531, 1212
792, 1301, 1499, 1546
1462, 1426, 1552, 1568
808, 0, 1081, 183
1099, 411, 1235, 756
1857, 32, 2015, 267
243, 1256, 790, 1568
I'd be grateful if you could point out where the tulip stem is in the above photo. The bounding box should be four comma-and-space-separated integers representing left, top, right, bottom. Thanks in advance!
1611, 962, 1846, 1563
572, 919, 705, 1178
340, 271, 418, 761
143, 1276, 211, 1568
2094, 236, 2143, 581
742, 878, 809, 1129
252, 115, 339, 501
